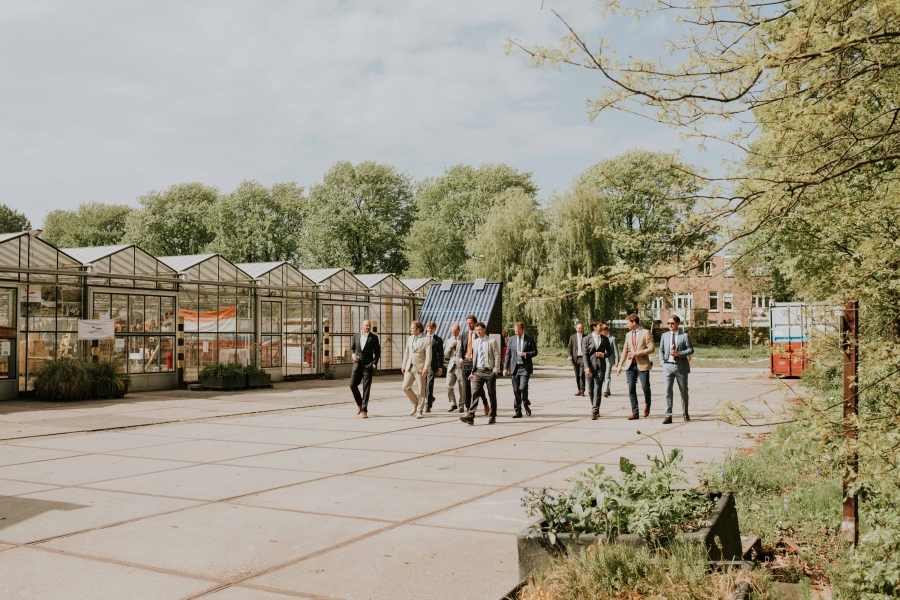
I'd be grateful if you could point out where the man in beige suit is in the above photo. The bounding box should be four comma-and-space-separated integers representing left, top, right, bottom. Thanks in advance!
616, 313, 654, 420
460, 322, 501, 425
402, 320, 432, 418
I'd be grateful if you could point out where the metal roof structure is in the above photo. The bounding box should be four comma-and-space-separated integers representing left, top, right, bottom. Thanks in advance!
356, 273, 412, 296
236, 261, 317, 292
64, 244, 178, 289
0, 231, 82, 281
401, 278, 435, 297
158, 254, 253, 283
299, 268, 367, 293
418, 280, 502, 340
61, 244, 133, 265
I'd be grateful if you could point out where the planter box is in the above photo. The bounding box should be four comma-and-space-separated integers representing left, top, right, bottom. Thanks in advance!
246, 373, 271, 388
200, 375, 246, 390
95, 381, 128, 399
517, 492, 742, 580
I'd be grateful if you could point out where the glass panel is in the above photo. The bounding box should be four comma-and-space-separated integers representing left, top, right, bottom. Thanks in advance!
0, 289, 13, 379
145, 296, 160, 332
271, 302, 282, 334
184, 332, 199, 381
26, 332, 55, 382
198, 286, 218, 332
218, 292, 237, 333
160, 296, 175, 332
93, 293, 111, 319
261, 302, 272, 334
236, 334, 252, 365
98, 337, 127, 371
261, 335, 272, 368
144, 336, 160, 372
160, 336, 175, 372
129, 296, 144, 332
269, 335, 282, 367
112, 294, 128, 332
237, 290, 253, 333
199, 333, 217, 367
129, 336, 145, 373
59, 286, 82, 333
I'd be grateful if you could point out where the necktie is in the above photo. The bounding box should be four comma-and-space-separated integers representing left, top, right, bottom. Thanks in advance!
466, 331, 473, 360
517, 337, 523, 364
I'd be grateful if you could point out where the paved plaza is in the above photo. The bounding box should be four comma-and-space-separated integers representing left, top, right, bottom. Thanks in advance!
0, 367, 781, 600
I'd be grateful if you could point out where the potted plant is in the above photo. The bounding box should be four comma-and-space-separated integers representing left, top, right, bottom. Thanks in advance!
199, 362, 246, 390
88, 358, 131, 398
31, 357, 94, 402
517, 447, 742, 579
243, 363, 271, 388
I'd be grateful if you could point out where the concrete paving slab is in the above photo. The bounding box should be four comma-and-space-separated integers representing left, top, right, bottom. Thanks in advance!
199, 586, 302, 599
0, 422, 81, 440
0, 444, 82, 467
41, 502, 387, 580
110, 439, 294, 463
414, 486, 534, 534
0, 479, 59, 496
0, 547, 212, 600
222, 446, 420, 474
443, 438, 619, 463
249, 524, 519, 600
129, 422, 272, 440
6, 431, 187, 454
394, 419, 555, 439
215, 427, 367, 447
0, 487, 199, 544
0, 453, 196, 486
359, 454, 557, 486
88, 463, 328, 501
236, 474, 493, 521
320, 432, 477, 454
216, 414, 340, 428
306, 416, 438, 434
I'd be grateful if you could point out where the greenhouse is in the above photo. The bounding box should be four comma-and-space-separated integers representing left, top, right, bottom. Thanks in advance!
356, 273, 413, 370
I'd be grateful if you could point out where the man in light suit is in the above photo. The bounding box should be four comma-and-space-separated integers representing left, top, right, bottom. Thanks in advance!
616, 313, 655, 420
444, 323, 464, 412
600, 323, 619, 398
503, 321, 538, 418
460, 322, 500, 425
583, 320, 613, 420
659, 315, 694, 424
401, 320, 432, 418
457, 314, 489, 415
567, 323, 586, 396
424, 321, 444, 412
349, 319, 380, 418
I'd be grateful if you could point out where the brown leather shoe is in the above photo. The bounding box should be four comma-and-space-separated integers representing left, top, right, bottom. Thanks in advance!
603, 392, 610, 398
643, 406, 650, 418
590, 413, 597, 420
361, 412, 368, 419
357, 406, 362, 415
460, 416, 474, 425
627, 414, 639, 420
484, 404, 490, 416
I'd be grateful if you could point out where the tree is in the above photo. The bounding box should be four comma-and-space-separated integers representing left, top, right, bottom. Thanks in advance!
40, 202, 132, 248
0, 204, 30, 233
124, 183, 218, 256
206, 181, 306, 264
302, 161, 415, 274
405, 164, 538, 279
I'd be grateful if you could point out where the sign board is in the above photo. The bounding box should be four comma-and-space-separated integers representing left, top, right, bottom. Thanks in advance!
115, 338, 125, 349
77, 319, 115, 340
1, 341, 9, 356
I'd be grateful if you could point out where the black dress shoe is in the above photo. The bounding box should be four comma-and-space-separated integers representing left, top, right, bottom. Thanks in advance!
458, 407, 465, 413
425, 406, 431, 413
662, 416, 673, 424
449, 405, 458, 412
525, 406, 532, 417
460, 416, 474, 425
488, 417, 496, 424
512, 412, 523, 418
683, 413, 691, 421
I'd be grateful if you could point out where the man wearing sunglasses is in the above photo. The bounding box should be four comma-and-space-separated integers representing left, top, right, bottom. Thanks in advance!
659, 315, 694, 424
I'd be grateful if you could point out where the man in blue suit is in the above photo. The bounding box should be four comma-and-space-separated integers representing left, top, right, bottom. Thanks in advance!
503, 321, 538, 418
659, 315, 694, 424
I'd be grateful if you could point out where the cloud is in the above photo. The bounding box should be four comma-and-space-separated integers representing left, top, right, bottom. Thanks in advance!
0, 0, 709, 226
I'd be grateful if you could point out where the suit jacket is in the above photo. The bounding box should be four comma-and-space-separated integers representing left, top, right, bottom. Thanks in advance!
351, 332, 380, 371
428, 334, 444, 373
470, 335, 501, 375
457, 328, 478, 369
402, 334, 432, 372
567, 333, 586, 362
659, 330, 694, 374
582, 333, 613, 374
444, 335, 463, 374
503, 334, 538, 375
606, 335, 620, 370
618, 328, 654, 372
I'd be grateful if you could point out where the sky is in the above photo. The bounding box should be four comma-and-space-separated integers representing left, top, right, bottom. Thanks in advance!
0, 1, 719, 227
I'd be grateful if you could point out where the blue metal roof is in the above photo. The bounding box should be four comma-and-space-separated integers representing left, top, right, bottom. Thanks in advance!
418, 281, 502, 340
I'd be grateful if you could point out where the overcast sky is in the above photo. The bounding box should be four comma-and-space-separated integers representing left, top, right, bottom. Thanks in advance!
0, 1, 712, 227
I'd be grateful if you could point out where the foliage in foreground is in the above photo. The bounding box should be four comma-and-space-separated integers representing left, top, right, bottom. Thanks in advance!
87, 358, 131, 394
32, 357, 95, 401
523, 448, 712, 545
519, 541, 778, 600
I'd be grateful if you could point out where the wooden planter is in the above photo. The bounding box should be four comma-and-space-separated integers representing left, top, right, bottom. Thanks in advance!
95, 381, 128, 399
516, 492, 742, 580
246, 373, 271, 388
200, 375, 246, 390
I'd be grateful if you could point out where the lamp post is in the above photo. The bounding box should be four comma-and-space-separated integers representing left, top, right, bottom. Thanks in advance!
472, 254, 484, 279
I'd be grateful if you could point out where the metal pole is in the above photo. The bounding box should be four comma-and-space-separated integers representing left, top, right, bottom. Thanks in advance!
841, 300, 859, 545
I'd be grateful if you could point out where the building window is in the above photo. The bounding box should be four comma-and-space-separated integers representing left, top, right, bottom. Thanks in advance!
724, 260, 734, 278
93, 292, 176, 374
723, 292, 734, 312
700, 261, 714, 277
650, 297, 664, 321
722, 318, 734, 326
708, 319, 718, 326
708, 291, 719, 312
751, 293, 771, 311
673, 293, 693, 326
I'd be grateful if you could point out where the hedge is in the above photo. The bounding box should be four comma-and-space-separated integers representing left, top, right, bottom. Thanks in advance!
610, 326, 769, 348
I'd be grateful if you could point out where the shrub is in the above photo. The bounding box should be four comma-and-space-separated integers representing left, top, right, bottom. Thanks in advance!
199, 362, 244, 378
32, 357, 94, 401
611, 326, 770, 348
87, 358, 130, 395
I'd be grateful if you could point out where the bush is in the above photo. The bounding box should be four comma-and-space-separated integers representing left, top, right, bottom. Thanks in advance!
32, 357, 94, 401
199, 362, 244, 378
87, 358, 130, 395
611, 326, 769, 347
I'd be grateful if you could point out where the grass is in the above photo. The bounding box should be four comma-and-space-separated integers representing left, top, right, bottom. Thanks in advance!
533, 344, 770, 368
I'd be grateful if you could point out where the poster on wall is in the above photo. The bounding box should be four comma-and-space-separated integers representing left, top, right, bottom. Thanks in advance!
77, 320, 116, 340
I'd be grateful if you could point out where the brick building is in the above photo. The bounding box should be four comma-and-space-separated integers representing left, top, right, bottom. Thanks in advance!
650, 256, 772, 327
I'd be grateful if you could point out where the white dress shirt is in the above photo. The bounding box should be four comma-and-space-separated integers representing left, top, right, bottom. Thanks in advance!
360, 333, 368, 350
577, 333, 583, 357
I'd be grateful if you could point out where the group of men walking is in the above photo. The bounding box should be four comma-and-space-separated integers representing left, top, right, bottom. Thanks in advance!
348, 312, 694, 425
567, 313, 694, 423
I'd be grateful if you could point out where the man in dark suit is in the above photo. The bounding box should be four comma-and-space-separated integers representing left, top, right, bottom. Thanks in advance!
456, 314, 488, 415
583, 320, 613, 420
503, 321, 538, 418
349, 319, 380, 418
567, 323, 586, 396
424, 320, 444, 412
